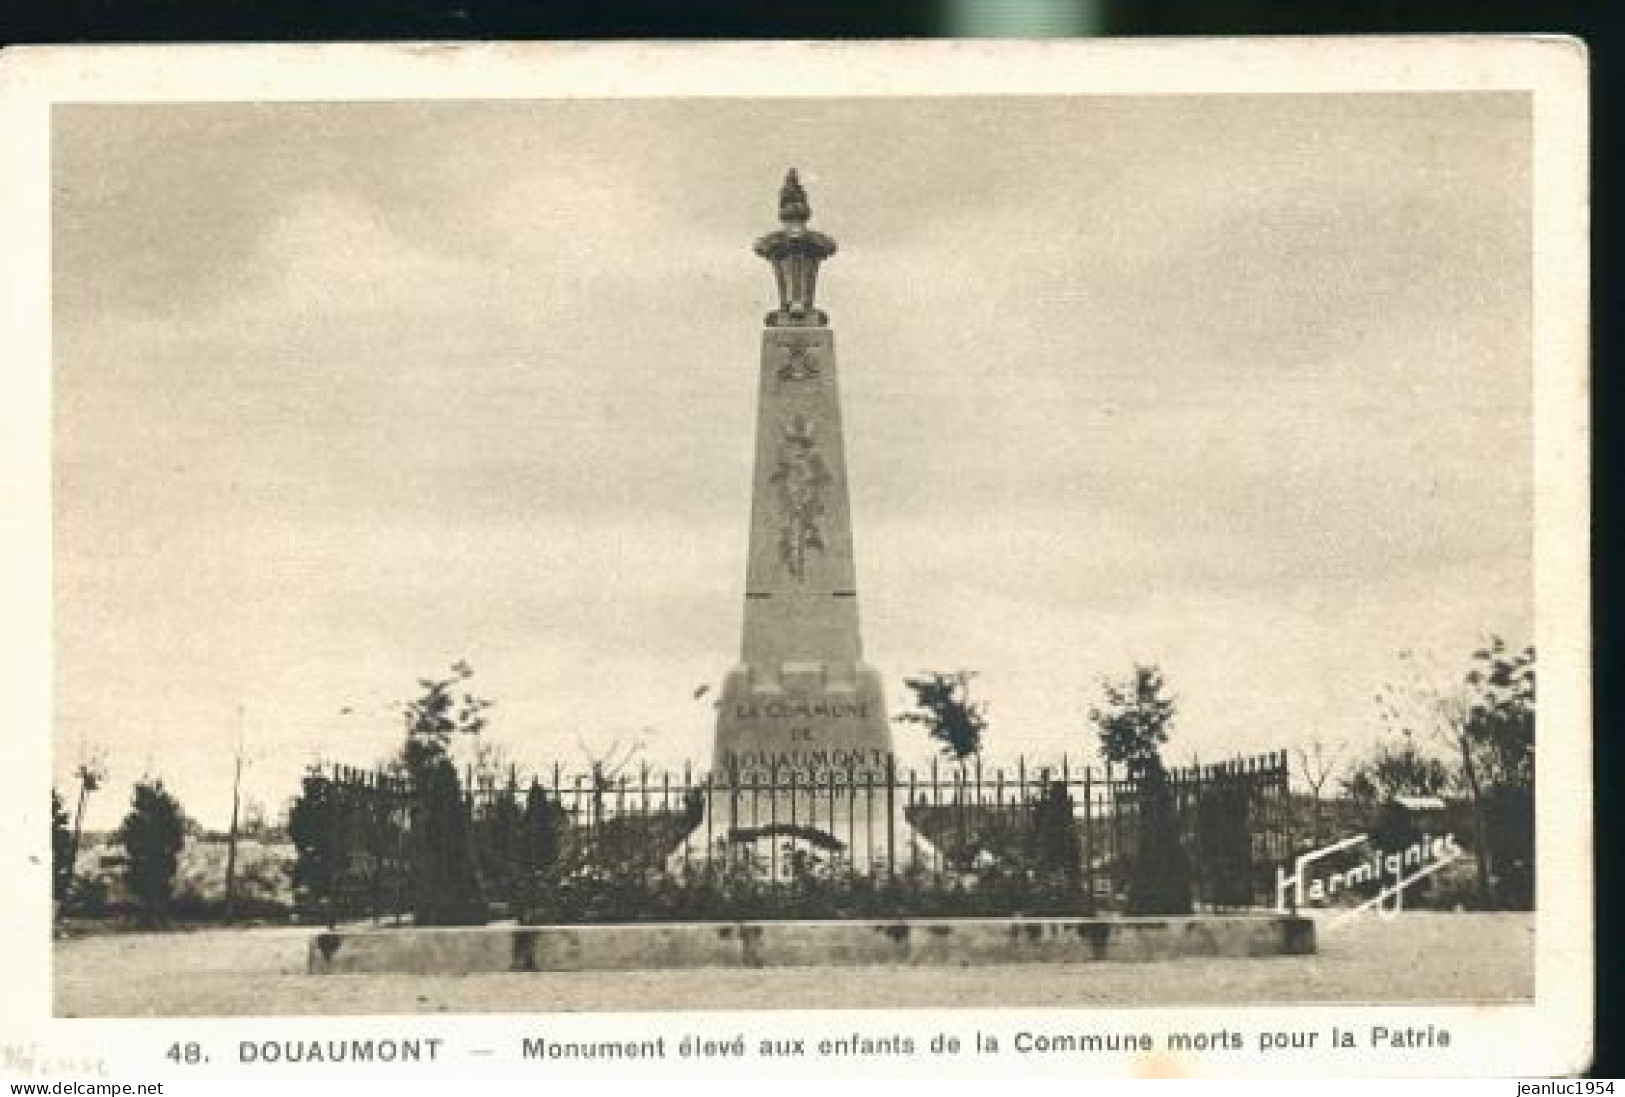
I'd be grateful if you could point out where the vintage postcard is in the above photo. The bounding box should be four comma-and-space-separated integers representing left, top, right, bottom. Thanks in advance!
0, 37, 1590, 1079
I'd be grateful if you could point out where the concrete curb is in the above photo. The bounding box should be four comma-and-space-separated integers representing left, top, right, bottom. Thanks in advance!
308, 915, 1315, 974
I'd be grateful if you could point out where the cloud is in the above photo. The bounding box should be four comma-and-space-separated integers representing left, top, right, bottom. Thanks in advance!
52, 95, 1534, 827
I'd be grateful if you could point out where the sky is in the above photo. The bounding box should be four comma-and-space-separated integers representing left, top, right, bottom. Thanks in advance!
51, 93, 1532, 830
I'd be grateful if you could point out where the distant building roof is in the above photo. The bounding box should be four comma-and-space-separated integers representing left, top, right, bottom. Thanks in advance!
1392, 794, 1447, 811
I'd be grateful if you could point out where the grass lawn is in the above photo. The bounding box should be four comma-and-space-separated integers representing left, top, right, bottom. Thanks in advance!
53, 910, 1533, 1017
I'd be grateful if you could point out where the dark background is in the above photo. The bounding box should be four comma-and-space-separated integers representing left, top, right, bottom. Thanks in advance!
0, 0, 1614, 43
2, 0, 1615, 1077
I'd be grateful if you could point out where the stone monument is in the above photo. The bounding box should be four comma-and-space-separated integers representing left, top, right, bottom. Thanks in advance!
681, 170, 930, 875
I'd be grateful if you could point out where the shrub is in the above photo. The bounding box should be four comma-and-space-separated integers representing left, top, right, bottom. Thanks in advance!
1484, 785, 1533, 910
52, 789, 73, 905
520, 851, 1095, 926
118, 779, 186, 927
287, 773, 351, 927
1030, 781, 1090, 913
1125, 777, 1192, 917
1195, 778, 1253, 909
410, 759, 484, 926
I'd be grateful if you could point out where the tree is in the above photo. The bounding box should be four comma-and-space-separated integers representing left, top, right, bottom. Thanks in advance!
399, 661, 489, 926
1376, 638, 1536, 904
65, 757, 106, 905
1465, 639, 1535, 907
1195, 772, 1254, 909
1089, 663, 1177, 779
51, 789, 73, 905
474, 774, 525, 910
411, 761, 483, 925
287, 770, 351, 928
1087, 663, 1190, 915
1030, 781, 1085, 891
1464, 638, 1535, 790
574, 736, 646, 846
894, 670, 988, 763
1293, 739, 1347, 843
401, 659, 491, 779
517, 779, 564, 920
118, 779, 186, 927
1341, 735, 1451, 806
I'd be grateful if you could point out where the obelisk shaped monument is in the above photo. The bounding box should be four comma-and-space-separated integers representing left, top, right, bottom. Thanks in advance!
685, 170, 928, 873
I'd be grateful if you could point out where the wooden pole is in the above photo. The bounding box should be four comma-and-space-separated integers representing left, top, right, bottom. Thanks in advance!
223, 704, 245, 924
64, 774, 92, 918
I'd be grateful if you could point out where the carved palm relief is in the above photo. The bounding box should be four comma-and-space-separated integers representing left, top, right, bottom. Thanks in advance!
768, 413, 832, 580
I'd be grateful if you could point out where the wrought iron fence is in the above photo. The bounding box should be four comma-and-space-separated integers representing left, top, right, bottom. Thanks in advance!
289, 751, 1293, 925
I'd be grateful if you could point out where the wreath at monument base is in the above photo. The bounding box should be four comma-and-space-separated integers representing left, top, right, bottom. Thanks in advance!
725, 823, 846, 853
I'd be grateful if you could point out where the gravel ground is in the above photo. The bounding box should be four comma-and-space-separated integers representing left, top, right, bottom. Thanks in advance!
54, 911, 1533, 1017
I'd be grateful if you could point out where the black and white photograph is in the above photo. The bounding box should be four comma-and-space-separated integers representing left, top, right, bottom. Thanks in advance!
0, 39, 1590, 1078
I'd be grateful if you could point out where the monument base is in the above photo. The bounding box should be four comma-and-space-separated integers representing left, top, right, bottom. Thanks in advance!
308, 916, 1318, 974
672, 660, 937, 876
668, 786, 937, 879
